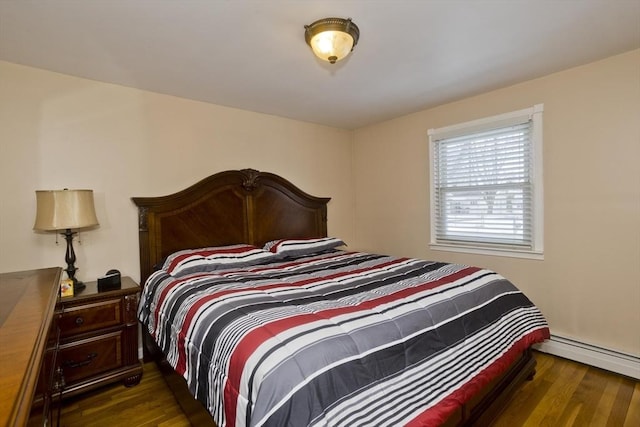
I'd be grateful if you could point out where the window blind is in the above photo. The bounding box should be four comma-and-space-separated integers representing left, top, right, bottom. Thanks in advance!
433, 121, 534, 248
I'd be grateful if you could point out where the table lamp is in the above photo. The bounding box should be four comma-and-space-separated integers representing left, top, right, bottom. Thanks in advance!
34, 189, 99, 291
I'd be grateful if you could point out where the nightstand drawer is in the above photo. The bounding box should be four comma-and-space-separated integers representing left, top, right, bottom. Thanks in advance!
59, 331, 122, 384
59, 298, 122, 337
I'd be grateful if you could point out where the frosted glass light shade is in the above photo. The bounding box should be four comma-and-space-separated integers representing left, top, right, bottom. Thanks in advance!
309, 31, 354, 63
305, 18, 360, 64
34, 189, 99, 231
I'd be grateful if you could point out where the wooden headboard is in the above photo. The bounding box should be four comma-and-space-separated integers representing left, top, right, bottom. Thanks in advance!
132, 169, 330, 284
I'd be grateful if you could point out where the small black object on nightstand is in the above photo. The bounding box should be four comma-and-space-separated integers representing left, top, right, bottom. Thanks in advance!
97, 269, 121, 292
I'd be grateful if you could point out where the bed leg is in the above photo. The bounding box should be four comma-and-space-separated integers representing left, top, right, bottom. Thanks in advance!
526, 368, 537, 381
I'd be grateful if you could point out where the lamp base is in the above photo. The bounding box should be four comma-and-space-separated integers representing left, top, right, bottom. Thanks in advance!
73, 278, 86, 293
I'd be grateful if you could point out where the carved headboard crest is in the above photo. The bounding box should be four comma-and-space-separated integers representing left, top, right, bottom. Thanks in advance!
241, 168, 260, 191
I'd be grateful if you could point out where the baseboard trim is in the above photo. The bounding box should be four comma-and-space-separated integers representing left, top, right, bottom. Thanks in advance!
534, 335, 640, 380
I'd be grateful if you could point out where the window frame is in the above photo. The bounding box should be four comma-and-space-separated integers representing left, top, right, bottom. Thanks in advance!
428, 104, 544, 260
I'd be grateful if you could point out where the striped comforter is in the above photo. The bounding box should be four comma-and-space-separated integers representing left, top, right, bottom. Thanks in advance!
138, 250, 549, 427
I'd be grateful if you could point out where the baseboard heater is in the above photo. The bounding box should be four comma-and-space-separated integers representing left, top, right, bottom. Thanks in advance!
534, 334, 640, 380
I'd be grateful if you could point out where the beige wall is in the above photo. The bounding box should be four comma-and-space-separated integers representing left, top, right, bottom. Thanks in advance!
352, 49, 640, 356
2, 50, 638, 358
0, 61, 354, 284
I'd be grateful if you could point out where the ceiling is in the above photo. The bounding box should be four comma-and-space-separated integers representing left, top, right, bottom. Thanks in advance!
1, 1, 639, 130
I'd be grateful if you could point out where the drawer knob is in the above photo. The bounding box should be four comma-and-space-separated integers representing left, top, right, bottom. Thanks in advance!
75, 316, 84, 326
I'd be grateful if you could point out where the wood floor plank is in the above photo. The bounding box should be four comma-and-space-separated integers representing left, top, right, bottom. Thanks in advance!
558, 403, 582, 427
591, 374, 622, 426
572, 368, 611, 426
491, 377, 553, 427
524, 354, 588, 426
532, 349, 555, 378
623, 382, 640, 427
608, 376, 636, 427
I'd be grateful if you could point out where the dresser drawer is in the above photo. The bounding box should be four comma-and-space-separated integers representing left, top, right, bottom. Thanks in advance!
59, 331, 122, 384
59, 298, 122, 337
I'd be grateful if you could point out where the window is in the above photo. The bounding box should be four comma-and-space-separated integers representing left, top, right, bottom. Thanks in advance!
428, 104, 543, 259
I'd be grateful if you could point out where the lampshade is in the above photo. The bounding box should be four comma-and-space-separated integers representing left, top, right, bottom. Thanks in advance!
304, 18, 360, 64
34, 189, 99, 231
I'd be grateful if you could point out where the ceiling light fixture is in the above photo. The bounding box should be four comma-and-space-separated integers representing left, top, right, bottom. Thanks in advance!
304, 17, 360, 64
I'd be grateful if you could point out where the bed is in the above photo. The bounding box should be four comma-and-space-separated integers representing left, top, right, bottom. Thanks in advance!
132, 168, 549, 427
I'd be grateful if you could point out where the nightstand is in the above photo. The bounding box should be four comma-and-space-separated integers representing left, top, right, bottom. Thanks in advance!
56, 276, 143, 398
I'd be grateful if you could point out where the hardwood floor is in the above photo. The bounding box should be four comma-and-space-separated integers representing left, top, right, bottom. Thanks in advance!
54, 362, 190, 427
54, 351, 639, 426
494, 352, 639, 427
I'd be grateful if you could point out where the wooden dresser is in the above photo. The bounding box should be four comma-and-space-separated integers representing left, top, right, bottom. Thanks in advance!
0, 267, 62, 427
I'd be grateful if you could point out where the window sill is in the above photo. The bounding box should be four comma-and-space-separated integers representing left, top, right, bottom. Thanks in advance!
430, 243, 544, 260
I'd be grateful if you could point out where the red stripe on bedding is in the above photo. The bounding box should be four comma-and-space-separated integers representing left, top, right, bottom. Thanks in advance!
404, 327, 550, 427
268, 239, 286, 252
222, 265, 481, 427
